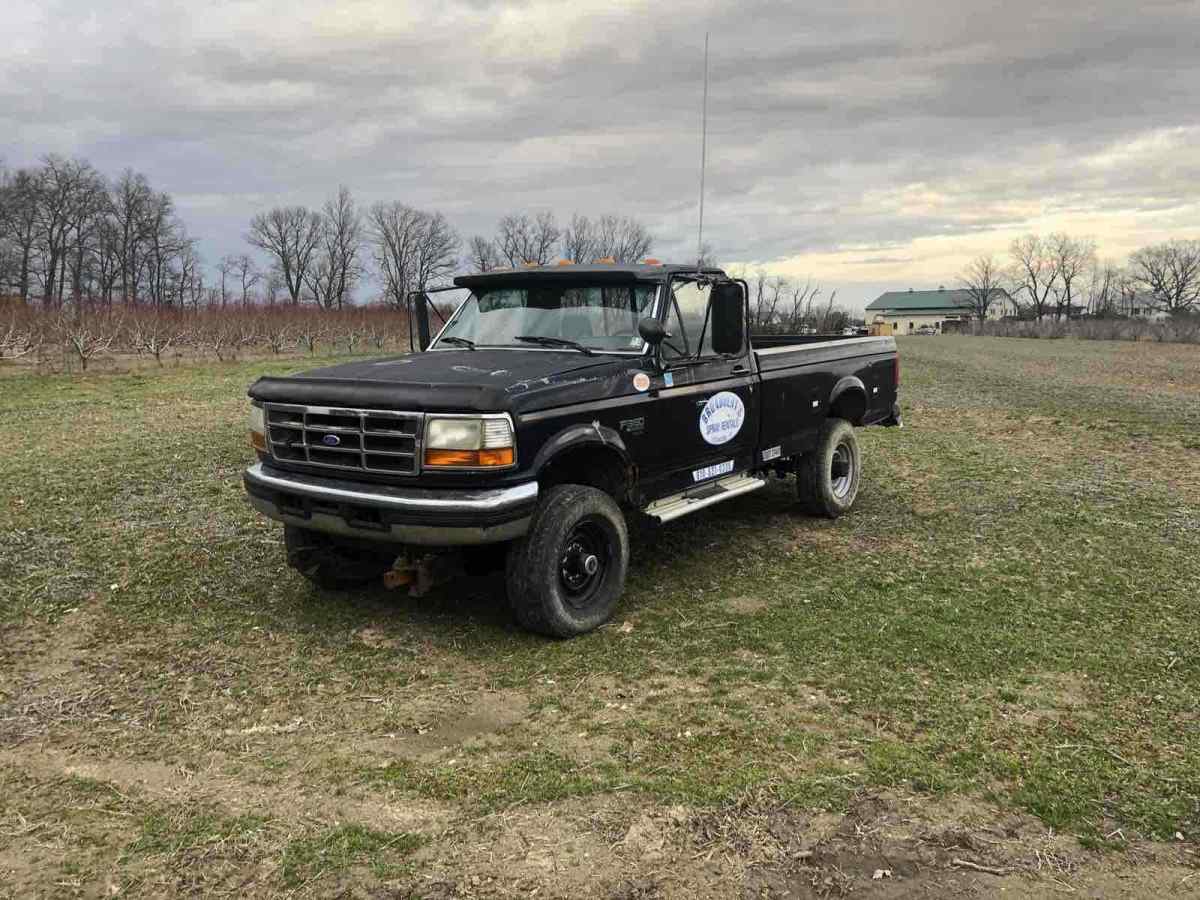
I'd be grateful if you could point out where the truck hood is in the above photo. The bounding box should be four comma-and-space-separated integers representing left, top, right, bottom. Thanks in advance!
247, 349, 646, 414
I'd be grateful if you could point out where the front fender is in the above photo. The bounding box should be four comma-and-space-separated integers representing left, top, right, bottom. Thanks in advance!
529, 421, 633, 475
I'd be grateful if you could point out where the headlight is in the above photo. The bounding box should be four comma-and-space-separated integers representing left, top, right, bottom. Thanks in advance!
249, 403, 266, 452
424, 416, 515, 468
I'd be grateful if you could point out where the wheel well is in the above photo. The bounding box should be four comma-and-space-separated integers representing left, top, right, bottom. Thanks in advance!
830, 388, 867, 425
537, 445, 633, 504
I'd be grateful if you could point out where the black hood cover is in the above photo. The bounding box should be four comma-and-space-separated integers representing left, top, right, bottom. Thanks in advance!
248, 349, 647, 414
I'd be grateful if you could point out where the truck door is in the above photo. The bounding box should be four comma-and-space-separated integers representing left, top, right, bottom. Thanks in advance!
645, 277, 759, 497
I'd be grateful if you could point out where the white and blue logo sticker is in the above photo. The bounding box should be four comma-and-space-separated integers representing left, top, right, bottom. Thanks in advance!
699, 391, 745, 445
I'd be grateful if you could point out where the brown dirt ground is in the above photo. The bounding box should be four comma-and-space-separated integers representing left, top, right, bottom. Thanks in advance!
2, 607, 1196, 898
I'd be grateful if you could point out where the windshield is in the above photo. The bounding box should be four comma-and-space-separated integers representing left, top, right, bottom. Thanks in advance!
434, 282, 659, 352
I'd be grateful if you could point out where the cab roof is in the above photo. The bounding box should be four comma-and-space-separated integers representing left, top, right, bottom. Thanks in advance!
454, 263, 727, 290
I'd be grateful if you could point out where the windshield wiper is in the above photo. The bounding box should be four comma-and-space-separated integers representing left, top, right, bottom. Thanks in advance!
440, 336, 476, 350
514, 335, 595, 356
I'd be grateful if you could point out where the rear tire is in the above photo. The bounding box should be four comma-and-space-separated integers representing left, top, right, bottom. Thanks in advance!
797, 418, 861, 518
506, 485, 629, 637
284, 526, 396, 590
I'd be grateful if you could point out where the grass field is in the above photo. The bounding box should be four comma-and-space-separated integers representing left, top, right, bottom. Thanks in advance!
2, 336, 1199, 898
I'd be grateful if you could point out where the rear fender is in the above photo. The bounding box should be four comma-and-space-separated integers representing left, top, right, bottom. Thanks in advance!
829, 376, 868, 425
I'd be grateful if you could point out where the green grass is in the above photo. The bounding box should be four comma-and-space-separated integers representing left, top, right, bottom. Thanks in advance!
2, 336, 1199, 895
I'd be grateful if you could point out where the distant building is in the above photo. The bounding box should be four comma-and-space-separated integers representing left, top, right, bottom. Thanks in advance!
865, 286, 1016, 335
1120, 292, 1170, 320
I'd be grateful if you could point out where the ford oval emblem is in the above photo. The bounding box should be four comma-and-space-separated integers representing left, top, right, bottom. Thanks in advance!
321, 434, 341, 447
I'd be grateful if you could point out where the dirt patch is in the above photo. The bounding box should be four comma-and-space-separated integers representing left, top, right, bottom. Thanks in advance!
726, 595, 769, 615
0, 604, 107, 745
357, 689, 531, 759
1, 744, 453, 842
1007, 672, 1097, 725
707, 791, 1197, 900
390, 790, 1199, 899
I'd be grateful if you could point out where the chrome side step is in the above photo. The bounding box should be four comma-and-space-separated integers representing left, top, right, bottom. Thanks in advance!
645, 473, 766, 524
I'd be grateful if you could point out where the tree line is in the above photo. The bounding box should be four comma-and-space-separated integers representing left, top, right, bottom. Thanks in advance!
0, 156, 199, 308
960, 234, 1200, 321
0, 154, 661, 313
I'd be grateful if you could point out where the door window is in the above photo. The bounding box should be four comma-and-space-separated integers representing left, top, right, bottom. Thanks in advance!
663, 281, 716, 359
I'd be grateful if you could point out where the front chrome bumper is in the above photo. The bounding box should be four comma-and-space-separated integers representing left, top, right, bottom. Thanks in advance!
243, 462, 538, 545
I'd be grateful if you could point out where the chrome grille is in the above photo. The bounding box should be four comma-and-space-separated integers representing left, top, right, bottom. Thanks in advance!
263, 403, 423, 476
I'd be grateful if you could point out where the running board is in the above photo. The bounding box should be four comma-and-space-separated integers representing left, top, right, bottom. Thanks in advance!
645, 473, 766, 524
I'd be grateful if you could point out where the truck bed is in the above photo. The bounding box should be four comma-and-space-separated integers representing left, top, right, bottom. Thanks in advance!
751, 333, 897, 373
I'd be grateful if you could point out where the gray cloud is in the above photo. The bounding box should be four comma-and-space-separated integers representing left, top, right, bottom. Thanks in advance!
4, 0, 1199, 309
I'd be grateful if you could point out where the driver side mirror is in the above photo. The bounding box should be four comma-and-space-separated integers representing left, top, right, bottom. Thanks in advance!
711, 283, 745, 355
638, 317, 668, 345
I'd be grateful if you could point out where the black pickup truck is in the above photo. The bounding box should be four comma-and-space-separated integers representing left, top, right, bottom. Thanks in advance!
244, 263, 900, 636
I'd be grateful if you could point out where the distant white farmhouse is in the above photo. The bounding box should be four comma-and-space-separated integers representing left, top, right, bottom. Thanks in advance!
1121, 292, 1171, 321
865, 287, 1017, 335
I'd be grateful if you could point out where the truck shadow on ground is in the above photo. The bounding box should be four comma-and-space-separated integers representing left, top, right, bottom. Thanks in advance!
280, 479, 808, 642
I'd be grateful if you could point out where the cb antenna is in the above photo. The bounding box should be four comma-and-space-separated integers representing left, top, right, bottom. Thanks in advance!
696, 31, 710, 272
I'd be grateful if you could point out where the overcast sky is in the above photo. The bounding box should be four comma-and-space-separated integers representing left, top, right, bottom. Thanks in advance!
4, 0, 1199, 310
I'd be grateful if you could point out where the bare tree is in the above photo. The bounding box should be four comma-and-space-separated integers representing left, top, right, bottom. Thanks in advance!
1008, 234, 1061, 321
959, 255, 1006, 321
34, 155, 102, 307
131, 310, 188, 365
594, 214, 653, 262
176, 241, 202, 310
64, 168, 109, 305
216, 255, 237, 308
748, 273, 783, 330
495, 212, 560, 266
1047, 233, 1096, 319
369, 203, 459, 306
467, 235, 501, 273
1085, 260, 1122, 317
369, 202, 425, 309
560, 214, 597, 263
412, 211, 459, 293
263, 270, 283, 307
1128, 239, 1200, 315
247, 206, 323, 305
110, 169, 154, 304
304, 186, 363, 309
135, 190, 192, 308
54, 307, 118, 370
233, 254, 260, 307
0, 168, 40, 302
561, 213, 653, 263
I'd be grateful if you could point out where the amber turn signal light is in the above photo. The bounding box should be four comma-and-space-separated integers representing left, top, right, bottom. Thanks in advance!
424, 447, 515, 468
250, 430, 267, 452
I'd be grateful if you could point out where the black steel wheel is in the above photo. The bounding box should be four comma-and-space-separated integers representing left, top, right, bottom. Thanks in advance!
558, 516, 615, 610
506, 485, 629, 637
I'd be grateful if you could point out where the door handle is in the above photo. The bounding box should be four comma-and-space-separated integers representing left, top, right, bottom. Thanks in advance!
732, 364, 749, 374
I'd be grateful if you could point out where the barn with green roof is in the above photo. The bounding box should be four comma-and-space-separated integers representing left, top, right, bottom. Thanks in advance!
865, 287, 1015, 335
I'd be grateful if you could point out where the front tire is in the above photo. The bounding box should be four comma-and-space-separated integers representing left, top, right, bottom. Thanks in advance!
797, 418, 862, 518
506, 485, 629, 637
284, 526, 396, 590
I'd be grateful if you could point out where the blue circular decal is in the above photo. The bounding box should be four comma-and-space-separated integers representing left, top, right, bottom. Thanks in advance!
699, 391, 745, 445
